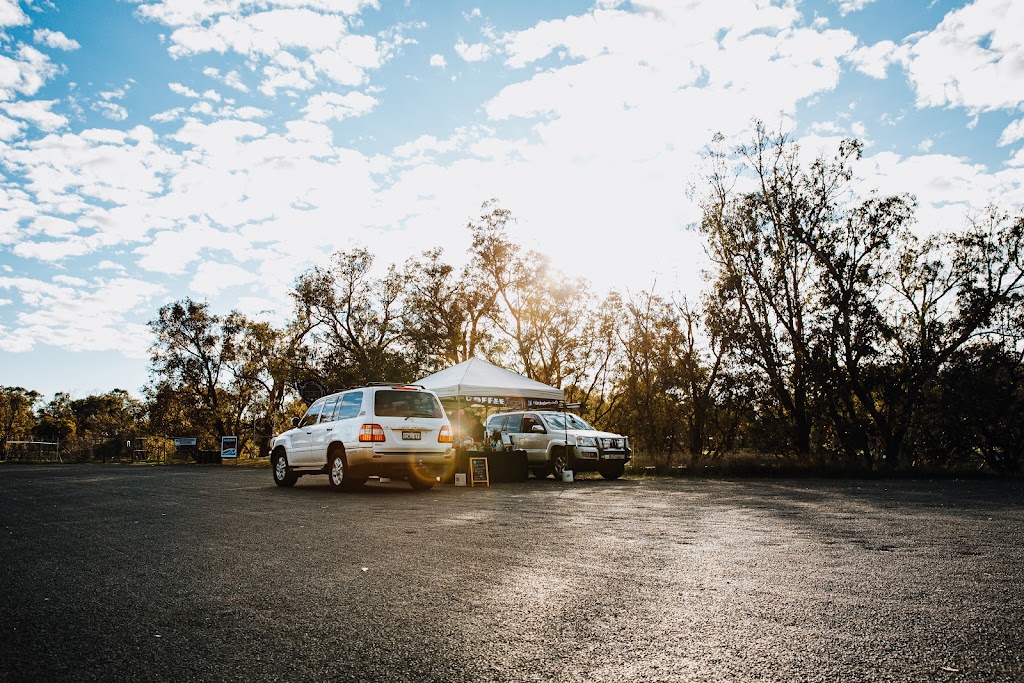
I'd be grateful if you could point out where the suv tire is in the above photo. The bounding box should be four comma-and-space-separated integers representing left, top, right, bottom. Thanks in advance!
272, 449, 298, 488
549, 447, 568, 479
599, 462, 625, 480
328, 450, 366, 491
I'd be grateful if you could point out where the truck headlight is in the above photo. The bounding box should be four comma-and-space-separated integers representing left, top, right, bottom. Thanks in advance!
576, 436, 596, 447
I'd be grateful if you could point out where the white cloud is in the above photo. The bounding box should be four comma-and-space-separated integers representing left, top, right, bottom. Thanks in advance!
901, 0, 1024, 112
136, 2, 386, 94
189, 261, 258, 297
836, 0, 877, 15
0, 276, 164, 355
0, 45, 59, 100
203, 67, 251, 93
33, 28, 81, 51
0, 0, 28, 28
846, 40, 901, 78
454, 38, 491, 62
999, 118, 1024, 146
429, 53, 447, 68
301, 91, 377, 122
0, 99, 67, 131
0, 112, 24, 139
92, 101, 129, 121
169, 82, 200, 98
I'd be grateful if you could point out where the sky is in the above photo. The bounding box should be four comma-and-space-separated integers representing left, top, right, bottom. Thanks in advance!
1, 0, 1023, 400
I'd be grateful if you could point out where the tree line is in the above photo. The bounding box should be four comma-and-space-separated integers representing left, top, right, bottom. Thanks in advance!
3, 125, 1023, 474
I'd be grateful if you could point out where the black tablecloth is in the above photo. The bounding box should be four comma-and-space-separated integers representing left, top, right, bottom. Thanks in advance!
447, 449, 528, 483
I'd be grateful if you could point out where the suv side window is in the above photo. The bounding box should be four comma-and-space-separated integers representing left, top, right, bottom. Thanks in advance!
319, 395, 340, 423
503, 413, 523, 433
486, 415, 506, 436
336, 391, 363, 420
522, 414, 544, 433
298, 400, 323, 428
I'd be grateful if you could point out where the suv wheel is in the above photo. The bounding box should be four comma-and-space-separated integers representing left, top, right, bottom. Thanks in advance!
272, 449, 298, 487
328, 450, 366, 491
408, 466, 438, 490
549, 447, 568, 479
599, 462, 625, 480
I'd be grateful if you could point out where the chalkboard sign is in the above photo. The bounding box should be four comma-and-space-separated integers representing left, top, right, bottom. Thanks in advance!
470, 457, 490, 487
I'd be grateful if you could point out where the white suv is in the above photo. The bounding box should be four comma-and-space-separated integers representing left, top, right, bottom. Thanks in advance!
485, 410, 631, 480
271, 384, 454, 491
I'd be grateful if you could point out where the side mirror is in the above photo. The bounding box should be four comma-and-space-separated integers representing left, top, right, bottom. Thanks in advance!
531, 424, 545, 433
290, 417, 299, 428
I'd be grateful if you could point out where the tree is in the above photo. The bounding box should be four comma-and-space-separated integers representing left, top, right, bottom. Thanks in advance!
403, 247, 499, 372
148, 298, 245, 440
700, 124, 828, 456
292, 247, 415, 389
870, 209, 1024, 465
1, 387, 40, 458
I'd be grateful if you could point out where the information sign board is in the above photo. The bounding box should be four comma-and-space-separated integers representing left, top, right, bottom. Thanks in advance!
469, 457, 490, 487
220, 435, 238, 459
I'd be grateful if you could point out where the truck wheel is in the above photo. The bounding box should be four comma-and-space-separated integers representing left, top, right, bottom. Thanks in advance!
599, 462, 625, 480
272, 449, 298, 487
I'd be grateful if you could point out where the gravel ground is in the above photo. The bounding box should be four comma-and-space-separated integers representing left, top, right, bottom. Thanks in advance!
1, 465, 1022, 682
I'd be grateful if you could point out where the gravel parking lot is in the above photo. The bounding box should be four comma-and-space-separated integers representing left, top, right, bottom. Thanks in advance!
2, 465, 1022, 682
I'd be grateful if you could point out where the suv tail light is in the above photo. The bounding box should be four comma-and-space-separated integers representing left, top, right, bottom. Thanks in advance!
438, 425, 452, 443
359, 424, 386, 442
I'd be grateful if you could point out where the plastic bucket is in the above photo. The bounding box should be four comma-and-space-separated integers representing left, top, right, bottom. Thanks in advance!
562, 469, 574, 483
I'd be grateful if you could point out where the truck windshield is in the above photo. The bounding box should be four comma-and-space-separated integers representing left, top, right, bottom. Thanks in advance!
541, 413, 593, 431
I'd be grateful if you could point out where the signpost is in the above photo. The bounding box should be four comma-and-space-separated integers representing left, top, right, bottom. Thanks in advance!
300, 380, 326, 404
220, 436, 238, 460
469, 457, 490, 487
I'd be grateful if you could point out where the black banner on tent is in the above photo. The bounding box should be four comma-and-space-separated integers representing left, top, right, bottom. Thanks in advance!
456, 395, 563, 411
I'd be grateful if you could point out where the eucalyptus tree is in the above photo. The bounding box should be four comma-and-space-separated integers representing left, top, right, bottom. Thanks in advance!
291, 246, 415, 389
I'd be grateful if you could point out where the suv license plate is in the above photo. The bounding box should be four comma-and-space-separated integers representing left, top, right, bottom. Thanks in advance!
402, 431, 421, 440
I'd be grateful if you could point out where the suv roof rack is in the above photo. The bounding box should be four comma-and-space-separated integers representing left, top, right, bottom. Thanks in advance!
365, 382, 426, 389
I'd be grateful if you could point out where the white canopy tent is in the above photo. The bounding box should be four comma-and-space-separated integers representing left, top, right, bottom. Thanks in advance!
415, 357, 564, 410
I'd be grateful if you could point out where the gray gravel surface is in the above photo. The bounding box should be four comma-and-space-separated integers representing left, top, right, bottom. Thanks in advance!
1, 465, 1022, 682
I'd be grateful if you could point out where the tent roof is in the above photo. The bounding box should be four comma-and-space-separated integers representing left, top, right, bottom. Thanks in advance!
415, 357, 564, 401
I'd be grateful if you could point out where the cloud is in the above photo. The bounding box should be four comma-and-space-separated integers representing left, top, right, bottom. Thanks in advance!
189, 261, 258, 297
203, 67, 251, 93
33, 28, 81, 51
454, 38, 491, 62
92, 101, 129, 121
846, 39, 902, 78
135, 2, 386, 94
169, 82, 200, 98
301, 91, 377, 122
836, 0, 878, 15
900, 0, 1024, 112
0, 44, 59, 100
429, 53, 447, 68
999, 118, 1024, 146
0, 276, 165, 355
0, 0, 28, 28
0, 99, 67, 131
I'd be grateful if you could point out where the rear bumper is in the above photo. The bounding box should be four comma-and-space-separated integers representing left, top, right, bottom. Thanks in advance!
346, 446, 454, 477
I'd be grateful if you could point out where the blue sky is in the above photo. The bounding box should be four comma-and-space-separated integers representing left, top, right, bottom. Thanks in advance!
2, 0, 1023, 399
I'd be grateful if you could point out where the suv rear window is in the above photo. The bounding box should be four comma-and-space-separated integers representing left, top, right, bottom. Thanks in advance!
374, 390, 443, 418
